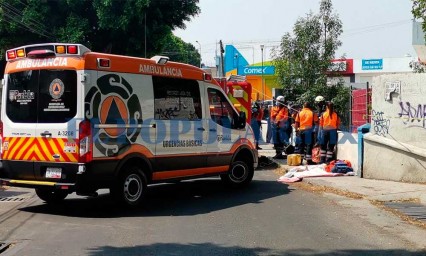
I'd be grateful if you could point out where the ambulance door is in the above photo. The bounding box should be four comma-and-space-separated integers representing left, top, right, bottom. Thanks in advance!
2, 71, 38, 180
205, 87, 241, 166
34, 69, 79, 179
152, 77, 206, 171
2, 69, 79, 180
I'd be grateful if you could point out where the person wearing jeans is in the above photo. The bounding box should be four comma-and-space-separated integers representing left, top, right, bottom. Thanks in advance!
319, 101, 341, 164
270, 96, 289, 159
294, 102, 318, 165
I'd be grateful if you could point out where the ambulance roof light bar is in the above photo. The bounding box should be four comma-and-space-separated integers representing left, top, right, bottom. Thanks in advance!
27, 49, 56, 59
5, 43, 91, 61
151, 55, 169, 65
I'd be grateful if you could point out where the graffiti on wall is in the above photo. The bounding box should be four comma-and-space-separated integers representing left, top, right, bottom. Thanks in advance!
371, 110, 390, 136
398, 101, 426, 128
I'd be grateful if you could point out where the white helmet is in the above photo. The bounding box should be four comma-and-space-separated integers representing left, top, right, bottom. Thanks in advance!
276, 95, 285, 105
315, 95, 325, 103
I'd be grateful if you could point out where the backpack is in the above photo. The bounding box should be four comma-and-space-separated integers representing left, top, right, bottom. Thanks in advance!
330, 160, 353, 174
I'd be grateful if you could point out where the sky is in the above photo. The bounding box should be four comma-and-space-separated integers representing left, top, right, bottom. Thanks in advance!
174, 0, 416, 67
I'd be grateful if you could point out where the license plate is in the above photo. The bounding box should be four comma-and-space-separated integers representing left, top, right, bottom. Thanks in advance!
45, 168, 62, 179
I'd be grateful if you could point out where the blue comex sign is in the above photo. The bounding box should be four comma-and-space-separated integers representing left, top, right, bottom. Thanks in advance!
239, 66, 275, 76
362, 59, 383, 70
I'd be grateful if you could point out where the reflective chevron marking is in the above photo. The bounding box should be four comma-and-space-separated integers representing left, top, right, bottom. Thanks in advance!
2, 137, 78, 162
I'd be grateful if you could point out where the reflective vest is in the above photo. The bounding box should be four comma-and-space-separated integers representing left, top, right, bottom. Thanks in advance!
295, 107, 318, 130
270, 106, 288, 123
320, 110, 340, 130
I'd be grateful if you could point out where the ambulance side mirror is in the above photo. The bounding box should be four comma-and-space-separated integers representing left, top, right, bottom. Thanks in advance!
234, 111, 246, 129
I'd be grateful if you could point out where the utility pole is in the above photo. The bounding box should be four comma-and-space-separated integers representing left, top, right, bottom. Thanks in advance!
235, 53, 239, 75
219, 40, 225, 77
260, 44, 264, 103
196, 41, 201, 68
144, 11, 147, 58
144, 2, 150, 58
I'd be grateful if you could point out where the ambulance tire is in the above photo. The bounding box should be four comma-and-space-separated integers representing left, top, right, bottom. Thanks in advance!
111, 166, 147, 207
35, 188, 68, 204
220, 159, 254, 188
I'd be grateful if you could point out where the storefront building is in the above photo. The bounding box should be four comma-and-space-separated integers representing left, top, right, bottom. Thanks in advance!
222, 45, 416, 101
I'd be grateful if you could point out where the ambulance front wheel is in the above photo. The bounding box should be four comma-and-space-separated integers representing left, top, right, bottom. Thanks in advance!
35, 188, 68, 203
220, 159, 254, 188
111, 166, 147, 207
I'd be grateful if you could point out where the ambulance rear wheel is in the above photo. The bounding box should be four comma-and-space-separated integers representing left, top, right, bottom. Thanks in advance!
221, 159, 254, 188
112, 166, 147, 207
35, 188, 68, 203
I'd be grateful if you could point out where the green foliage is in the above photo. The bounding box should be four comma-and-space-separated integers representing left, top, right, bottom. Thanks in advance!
412, 0, 426, 22
409, 59, 426, 73
0, 0, 200, 60
272, 0, 349, 124
412, 0, 426, 72
160, 33, 200, 66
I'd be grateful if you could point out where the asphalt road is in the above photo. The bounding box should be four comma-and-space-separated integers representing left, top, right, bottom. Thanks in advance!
1, 170, 426, 256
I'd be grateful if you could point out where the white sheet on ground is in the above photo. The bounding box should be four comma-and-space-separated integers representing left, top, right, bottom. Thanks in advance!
281, 164, 355, 179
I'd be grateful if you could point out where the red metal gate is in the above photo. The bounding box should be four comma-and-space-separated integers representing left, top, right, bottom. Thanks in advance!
351, 84, 371, 132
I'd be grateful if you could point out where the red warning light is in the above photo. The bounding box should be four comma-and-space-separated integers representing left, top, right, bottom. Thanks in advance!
7, 50, 16, 60
67, 45, 78, 54
99, 58, 110, 68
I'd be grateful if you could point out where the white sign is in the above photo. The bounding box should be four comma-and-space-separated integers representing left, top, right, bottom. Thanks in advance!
385, 81, 401, 101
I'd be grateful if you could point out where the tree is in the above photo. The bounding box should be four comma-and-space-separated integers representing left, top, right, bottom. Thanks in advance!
272, 0, 350, 127
412, 0, 426, 73
412, 0, 426, 33
0, 0, 200, 59
160, 33, 200, 66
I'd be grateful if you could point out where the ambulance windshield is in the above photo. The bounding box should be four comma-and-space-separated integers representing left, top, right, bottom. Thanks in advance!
6, 69, 77, 123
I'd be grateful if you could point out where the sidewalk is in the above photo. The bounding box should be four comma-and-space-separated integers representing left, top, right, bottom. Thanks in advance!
257, 142, 426, 205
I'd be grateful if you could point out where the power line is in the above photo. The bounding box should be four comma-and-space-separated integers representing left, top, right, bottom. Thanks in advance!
0, 2, 55, 40
197, 19, 412, 49
3, 1, 49, 31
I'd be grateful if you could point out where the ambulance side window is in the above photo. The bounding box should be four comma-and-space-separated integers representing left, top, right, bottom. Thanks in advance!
38, 70, 77, 123
153, 76, 202, 120
207, 88, 237, 129
6, 71, 38, 123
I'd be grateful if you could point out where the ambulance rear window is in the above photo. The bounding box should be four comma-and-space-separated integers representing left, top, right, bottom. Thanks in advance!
6, 70, 77, 123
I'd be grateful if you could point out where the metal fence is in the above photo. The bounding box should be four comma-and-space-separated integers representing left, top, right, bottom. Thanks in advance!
344, 82, 371, 133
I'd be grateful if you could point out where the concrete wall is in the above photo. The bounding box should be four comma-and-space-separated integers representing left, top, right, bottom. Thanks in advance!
337, 131, 359, 174
363, 73, 426, 183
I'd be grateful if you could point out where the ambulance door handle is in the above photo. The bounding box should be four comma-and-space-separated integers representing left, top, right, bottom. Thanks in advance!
197, 127, 205, 131
41, 131, 52, 138
209, 129, 217, 132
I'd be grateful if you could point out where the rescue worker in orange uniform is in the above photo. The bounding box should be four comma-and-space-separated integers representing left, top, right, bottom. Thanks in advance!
319, 101, 341, 164
314, 95, 326, 145
270, 95, 289, 159
294, 102, 319, 165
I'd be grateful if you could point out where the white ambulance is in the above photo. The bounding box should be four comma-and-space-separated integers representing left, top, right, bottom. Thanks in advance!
0, 43, 258, 207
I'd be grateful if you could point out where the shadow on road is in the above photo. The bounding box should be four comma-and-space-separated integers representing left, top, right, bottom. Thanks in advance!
19, 178, 291, 218
86, 243, 426, 256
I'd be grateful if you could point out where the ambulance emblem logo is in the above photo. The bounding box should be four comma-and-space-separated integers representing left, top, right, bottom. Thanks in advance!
85, 74, 142, 157
49, 78, 65, 100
